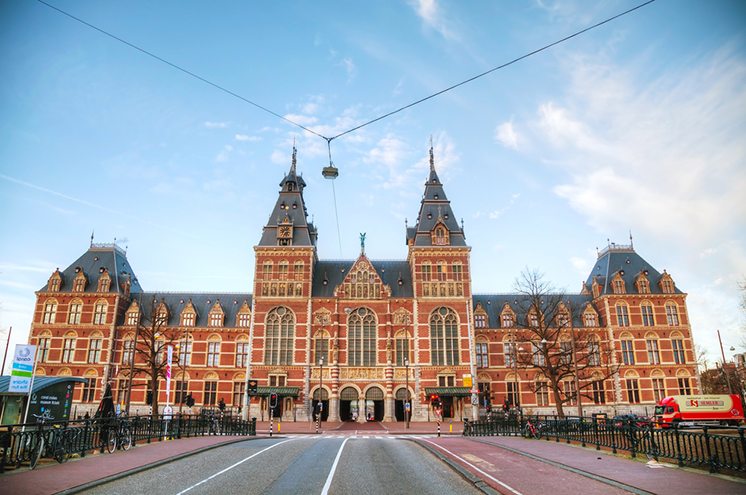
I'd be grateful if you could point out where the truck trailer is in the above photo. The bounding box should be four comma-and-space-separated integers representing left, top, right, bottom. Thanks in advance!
654, 394, 744, 427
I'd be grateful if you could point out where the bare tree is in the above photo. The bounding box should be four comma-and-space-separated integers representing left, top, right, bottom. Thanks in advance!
512, 269, 620, 418
123, 296, 179, 417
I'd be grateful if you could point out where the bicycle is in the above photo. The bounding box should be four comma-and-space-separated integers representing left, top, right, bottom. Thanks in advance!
50, 424, 85, 463
24, 411, 54, 469
522, 417, 544, 439
105, 418, 132, 453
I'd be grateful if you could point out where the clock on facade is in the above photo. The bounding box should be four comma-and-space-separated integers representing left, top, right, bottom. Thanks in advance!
278, 225, 292, 238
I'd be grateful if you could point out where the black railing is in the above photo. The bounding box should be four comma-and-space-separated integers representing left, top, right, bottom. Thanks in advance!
463, 414, 746, 474
0, 414, 256, 473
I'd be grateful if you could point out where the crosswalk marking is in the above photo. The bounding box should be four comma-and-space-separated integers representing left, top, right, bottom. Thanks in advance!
278, 434, 437, 439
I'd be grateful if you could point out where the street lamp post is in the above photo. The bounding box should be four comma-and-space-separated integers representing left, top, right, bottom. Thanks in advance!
405, 357, 410, 429
316, 356, 324, 434
717, 329, 734, 395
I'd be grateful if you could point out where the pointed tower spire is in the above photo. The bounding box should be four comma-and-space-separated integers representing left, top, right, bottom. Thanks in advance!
259, 146, 316, 247
429, 136, 435, 173
406, 144, 465, 247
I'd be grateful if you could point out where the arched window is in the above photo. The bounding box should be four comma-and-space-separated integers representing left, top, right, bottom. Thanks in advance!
62, 331, 77, 363
68, 299, 83, 325
665, 302, 680, 326
641, 301, 655, 326
93, 300, 108, 325
264, 307, 294, 365
207, 335, 221, 367
394, 330, 410, 366
348, 308, 376, 366
42, 300, 58, 324
430, 307, 459, 365
314, 329, 330, 365
615, 303, 630, 327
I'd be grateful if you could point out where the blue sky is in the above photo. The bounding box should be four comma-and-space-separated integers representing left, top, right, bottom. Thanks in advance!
1, 0, 744, 372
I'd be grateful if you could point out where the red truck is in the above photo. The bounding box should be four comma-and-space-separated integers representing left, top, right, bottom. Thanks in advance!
654, 394, 744, 427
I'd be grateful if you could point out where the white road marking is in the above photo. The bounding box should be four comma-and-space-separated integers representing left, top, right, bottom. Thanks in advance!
320, 437, 350, 495
422, 439, 524, 495
174, 439, 294, 495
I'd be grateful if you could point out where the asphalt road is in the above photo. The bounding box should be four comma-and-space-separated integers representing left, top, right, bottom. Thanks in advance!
78, 436, 483, 495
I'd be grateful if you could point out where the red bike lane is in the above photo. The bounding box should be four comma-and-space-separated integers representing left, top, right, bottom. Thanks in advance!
418, 436, 746, 495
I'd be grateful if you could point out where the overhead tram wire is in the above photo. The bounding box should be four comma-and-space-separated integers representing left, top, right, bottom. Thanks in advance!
37, 0, 657, 155
38, 0, 656, 258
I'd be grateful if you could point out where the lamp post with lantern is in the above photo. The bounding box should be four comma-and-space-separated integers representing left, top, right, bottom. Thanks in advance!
316, 356, 324, 433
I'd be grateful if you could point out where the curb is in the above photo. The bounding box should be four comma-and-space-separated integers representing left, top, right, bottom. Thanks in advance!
56, 436, 259, 495
409, 438, 501, 495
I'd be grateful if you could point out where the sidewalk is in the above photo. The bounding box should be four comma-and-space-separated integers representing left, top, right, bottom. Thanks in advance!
0, 435, 246, 495
427, 435, 746, 495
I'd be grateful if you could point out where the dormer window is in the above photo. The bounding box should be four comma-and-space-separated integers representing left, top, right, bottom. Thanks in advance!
583, 310, 597, 327
155, 303, 169, 325
611, 272, 626, 294
126, 310, 140, 326
48, 270, 62, 292
635, 272, 650, 294
97, 271, 111, 292
73, 270, 87, 292
182, 311, 196, 327
659, 272, 675, 294
501, 306, 515, 328
431, 224, 449, 246
209, 312, 222, 326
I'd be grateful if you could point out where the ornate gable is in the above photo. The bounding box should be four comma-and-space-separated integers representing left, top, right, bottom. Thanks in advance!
334, 256, 392, 299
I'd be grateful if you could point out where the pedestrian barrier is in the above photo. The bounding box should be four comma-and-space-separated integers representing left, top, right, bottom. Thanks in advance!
463, 414, 746, 475
0, 413, 256, 473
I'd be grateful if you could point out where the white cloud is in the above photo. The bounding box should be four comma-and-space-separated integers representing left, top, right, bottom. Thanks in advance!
203, 121, 228, 128
340, 58, 356, 81
215, 144, 233, 163
409, 0, 457, 40
524, 42, 746, 358
495, 121, 520, 150
283, 113, 318, 126
234, 134, 261, 142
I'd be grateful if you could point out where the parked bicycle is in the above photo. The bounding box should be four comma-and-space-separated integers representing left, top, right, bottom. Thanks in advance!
106, 418, 132, 453
25, 411, 54, 470
522, 416, 544, 439
50, 424, 85, 463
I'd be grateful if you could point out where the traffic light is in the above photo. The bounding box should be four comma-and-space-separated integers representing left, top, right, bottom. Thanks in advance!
185, 394, 195, 407
429, 393, 441, 408
146, 390, 153, 405
248, 379, 258, 395
269, 393, 278, 408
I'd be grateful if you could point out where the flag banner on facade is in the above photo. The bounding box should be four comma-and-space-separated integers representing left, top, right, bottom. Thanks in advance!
9, 344, 36, 393
165, 345, 173, 403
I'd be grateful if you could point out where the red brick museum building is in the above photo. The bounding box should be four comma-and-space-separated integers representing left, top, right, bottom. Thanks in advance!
26, 147, 699, 421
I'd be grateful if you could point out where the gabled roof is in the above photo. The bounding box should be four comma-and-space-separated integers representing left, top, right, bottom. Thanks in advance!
38, 243, 143, 294
585, 243, 683, 295
472, 293, 593, 328
257, 147, 317, 247
312, 259, 413, 298
126, 292, 252, 328
408, 146, 466, 247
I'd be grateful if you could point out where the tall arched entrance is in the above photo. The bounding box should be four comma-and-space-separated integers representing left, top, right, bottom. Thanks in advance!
394, 388, 409, 422
312, 388, 329, 421
339, 387, 359, 421
365, 387, 384, 421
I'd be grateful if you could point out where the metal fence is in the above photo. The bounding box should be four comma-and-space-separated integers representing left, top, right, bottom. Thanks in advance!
0, 413, 256, 473
463, 414, 746, 474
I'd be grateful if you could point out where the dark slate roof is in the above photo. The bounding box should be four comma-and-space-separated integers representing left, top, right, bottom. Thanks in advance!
408, 148, 467, 247
472, 293, 594, 328
312, 260, 413, 298
0, 376, 87, 395
129, 292, 252, 328
257, 149, 317, 247
38, 244, 143, 294
585, 243, 683, 295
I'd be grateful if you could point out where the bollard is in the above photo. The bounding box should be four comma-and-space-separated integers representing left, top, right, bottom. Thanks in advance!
450, 423, 453, 433
278, 422, 281, 433
437, 420, 441, 437
270, 417, 274, 437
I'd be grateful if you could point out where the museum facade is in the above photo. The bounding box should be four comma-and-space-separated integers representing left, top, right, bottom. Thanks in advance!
26, 147, 699, 421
